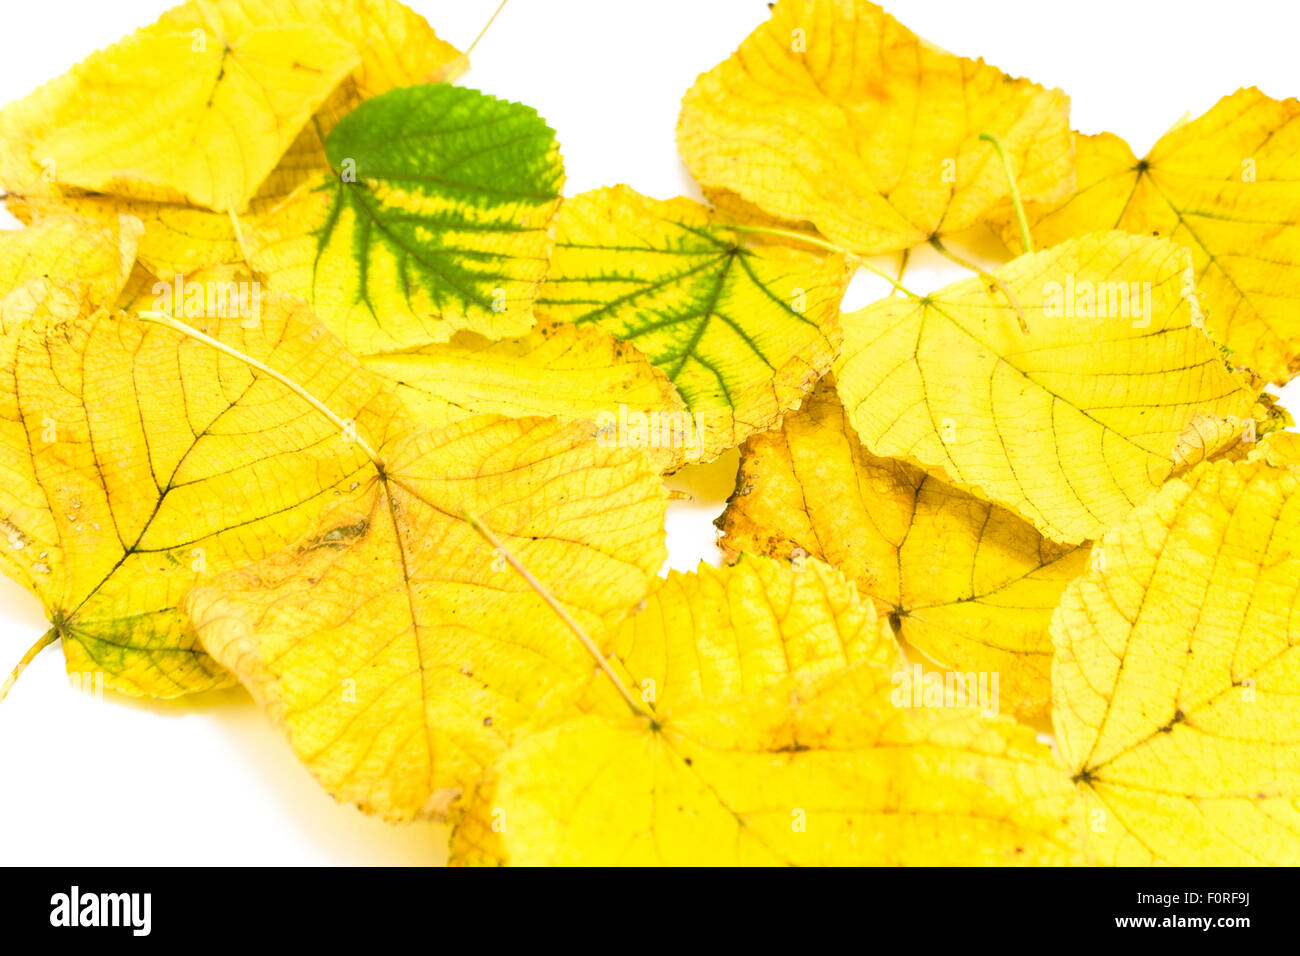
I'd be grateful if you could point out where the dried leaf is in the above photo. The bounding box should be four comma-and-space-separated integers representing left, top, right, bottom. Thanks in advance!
452, 557, 1082, 865
677, 0, 1072, 255
990, 89, 1300, 384
2, 20, 358, 212
363, 317, 691, 468
834, 233, 1259, 544
1, 298, 404, 695
183, 416, 668, 817
1053, 456, 1300, 864
720, 380, 1089, 715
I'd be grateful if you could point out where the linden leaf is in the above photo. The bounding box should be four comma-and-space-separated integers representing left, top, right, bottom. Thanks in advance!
5, 0, 466, 277
719, 380, 1089, 715
1256, 430, 1300, 468
155, 0, 466, 103
0, 215, 144, 597
5, 21, 359, 212
363, 317, 692, 468
0, 214, 141, 338
535, 186, 849, 461
8, 193, 247, 282
451, 556, 1082, 866
248, 84, 565, 353
153, 0, 467, 197
990, 90, 1300, 385
1053, 456, 1300, 865
0, 298, 406, 696
834, 232, 1259, 545
676, 0, 1073, 256
182, 416, 668, 818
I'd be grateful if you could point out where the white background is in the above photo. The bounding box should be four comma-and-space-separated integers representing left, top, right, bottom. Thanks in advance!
1, 0, 1297, 865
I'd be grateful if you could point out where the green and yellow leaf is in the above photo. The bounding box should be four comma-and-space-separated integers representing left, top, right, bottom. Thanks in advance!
536, 185, 849, 461
249, 84, 565, 353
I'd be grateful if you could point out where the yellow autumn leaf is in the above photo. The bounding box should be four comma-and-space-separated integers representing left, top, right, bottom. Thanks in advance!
111, 262, 168, 314
0, 214, 141, 337
3, 18, 358, 213
0, 297, 406, 696
1053, 456, 1300, 865
0, 214, 144, 599
1256, 429, 1300, 467
834, 232, 1259, 545
363, 317, 691, 468
677, 0, 1073, 256
720, 380, 1089, 715
451, 556, 1083, 866
155, 0, 465, 104
5, 0, 465, 277
990, 89, 1300, 385
182, 416, 668, 818
9, 193, 246, 281
536, 186, 849, 461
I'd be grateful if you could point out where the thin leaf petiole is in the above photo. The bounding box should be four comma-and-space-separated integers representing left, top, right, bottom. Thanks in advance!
135, 311, 385, 468
0, 627, 58, 705
929, 236, 1030, 334
979, 131, 1034, 254
727, 223, 926, 299
465, 0, 510, 59
459, 508, 653, 723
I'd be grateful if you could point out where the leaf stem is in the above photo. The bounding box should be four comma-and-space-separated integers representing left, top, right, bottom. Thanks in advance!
465, 0, 510, 59
895, 248, 911, 294
0, 628, 58, 705
459, 508, 652, 722
979, 131, 1034, 254
225, 207, 253, 269
727, 224, 925, 299
929, 236, 1030, 334
135, 311, 385, 469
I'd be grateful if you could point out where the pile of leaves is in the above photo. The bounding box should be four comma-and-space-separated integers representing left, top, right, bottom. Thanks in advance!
2, 0, 1299, 866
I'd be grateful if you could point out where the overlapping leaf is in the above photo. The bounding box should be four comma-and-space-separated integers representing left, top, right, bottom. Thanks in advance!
183, 416, 668, 818
535, 186, 849, 461
834, 232, 1259, 545
3, 0, 465, 274
0, 214, 144, 598
451, 556, 1083, 865
1053, 453, 1300, 865
2, 21, 357, 212
677, 0, 1073, 255
990, 89, 1300, 385
249, 84, 565, 354
0, 297, 405, 696
0, 214, 141, 338
720, 380, 1090, 715
363, 317, 691, 468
